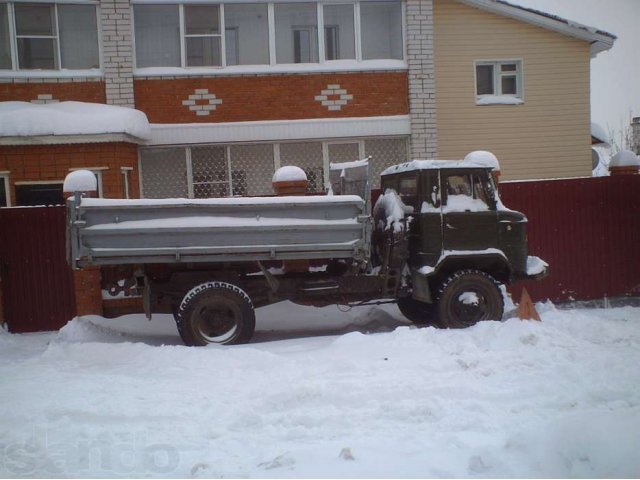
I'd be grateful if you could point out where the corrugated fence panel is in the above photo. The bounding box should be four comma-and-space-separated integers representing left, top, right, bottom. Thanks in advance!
500, 175, 640, 302
0, 206, 76, 333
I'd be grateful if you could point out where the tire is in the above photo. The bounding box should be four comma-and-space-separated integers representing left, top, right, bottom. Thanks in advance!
175, 281, 255, 346
397, 297, 440, 326
436, 270, 503, 329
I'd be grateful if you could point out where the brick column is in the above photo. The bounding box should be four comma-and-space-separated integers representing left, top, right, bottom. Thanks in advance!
406, 0, 438, 159
100, 0, 135, 107
73, 268, 104, 316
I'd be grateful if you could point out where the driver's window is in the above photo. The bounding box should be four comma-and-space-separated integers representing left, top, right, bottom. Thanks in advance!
445, 174, 489, 212
472, 174, 490, 207
446, 175, 472, 196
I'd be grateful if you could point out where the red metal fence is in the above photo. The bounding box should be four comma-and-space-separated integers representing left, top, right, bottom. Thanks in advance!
0, 206, 76, 333
499, 175, 640, 302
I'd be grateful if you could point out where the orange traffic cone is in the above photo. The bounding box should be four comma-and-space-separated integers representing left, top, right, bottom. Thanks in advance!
518, 288, 541, 321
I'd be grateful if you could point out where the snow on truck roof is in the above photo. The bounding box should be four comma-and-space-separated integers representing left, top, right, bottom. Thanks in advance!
381, 151, 500, 176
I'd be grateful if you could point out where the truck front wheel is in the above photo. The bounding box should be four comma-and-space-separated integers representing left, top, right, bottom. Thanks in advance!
436, 270, 503, 329
175, 281, 256, 346
397, 297, 440, 326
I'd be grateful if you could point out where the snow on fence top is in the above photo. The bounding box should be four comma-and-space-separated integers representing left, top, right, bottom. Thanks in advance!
0, 101, 151, 140
272, 166, 307, 183
610, 149, 640, 168
381, 151, 501, 176
63, 170, 97, 193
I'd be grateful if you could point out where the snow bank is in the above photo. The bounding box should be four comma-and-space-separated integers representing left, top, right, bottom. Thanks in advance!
63, 170, 97, 193
0, 101, 151, 140
272, 166, 307, 183
1, 304, 639, 478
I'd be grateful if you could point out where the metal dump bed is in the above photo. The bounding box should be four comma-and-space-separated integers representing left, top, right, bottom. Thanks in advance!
67, 194, 370, 268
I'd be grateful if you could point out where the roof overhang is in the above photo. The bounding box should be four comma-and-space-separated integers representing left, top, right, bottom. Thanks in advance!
0, 133, 147, 146
457, 0, 616, 57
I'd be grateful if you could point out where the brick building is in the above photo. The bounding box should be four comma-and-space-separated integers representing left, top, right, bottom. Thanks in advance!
0, 0, 616, 209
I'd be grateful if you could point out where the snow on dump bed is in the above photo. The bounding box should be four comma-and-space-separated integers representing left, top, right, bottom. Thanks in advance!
79, 195, 363, 207
1, 303, 639, 477
0, 101, 151, 139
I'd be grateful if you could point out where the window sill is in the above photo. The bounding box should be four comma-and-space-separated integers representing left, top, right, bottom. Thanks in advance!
134, 59, 408, 78
0, 69, 102, 79
476, 95, 524, 106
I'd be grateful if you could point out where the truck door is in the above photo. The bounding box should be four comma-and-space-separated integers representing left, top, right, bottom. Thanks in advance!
442, 170, 497, 251
415, 171, 443, 267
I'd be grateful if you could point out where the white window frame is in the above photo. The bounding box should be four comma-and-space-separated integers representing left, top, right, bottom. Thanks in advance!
0, 172, 11, 207
2, 2, 101, 72
474, 59, 524, 104
132, 1, 405, 70
182, 3, 224, 68
68, 167, 106, 197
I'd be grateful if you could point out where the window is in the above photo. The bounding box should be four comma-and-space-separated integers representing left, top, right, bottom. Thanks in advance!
360, 1, 403, 60
0, 4, 12, 69
323, 4, 355, 61
15, 182, 64, 206
224, 4, 269, 66
275, 3, 318, 64
185, 5, 222, 67
475, 60, 523, 102
444, 174, 490, 212
1, 3, 99, 70
398, 176, 417, 210
0, 174, 9, 207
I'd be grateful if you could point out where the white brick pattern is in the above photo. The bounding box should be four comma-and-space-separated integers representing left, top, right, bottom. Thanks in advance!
30, 94, 59, 105
314, 84, 354, 111
182, 89, 224, 116
100, 0, 135, 107
406, 0, 437, 158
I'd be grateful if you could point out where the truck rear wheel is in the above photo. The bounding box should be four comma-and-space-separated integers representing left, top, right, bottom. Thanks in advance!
436, 270, 503, 329
397, 297, 440, 326
175, 281, 255, 346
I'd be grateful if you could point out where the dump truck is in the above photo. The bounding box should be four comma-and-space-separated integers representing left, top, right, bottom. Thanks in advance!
66, 156, 548, 346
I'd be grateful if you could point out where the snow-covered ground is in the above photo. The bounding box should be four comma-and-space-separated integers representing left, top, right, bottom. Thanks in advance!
1, 302, 639, 478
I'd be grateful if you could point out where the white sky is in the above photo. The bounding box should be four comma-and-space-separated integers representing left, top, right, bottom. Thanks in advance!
508, 0, 640, 146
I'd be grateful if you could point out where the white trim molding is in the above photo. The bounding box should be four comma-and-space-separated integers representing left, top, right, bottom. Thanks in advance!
148, 115, 411, 146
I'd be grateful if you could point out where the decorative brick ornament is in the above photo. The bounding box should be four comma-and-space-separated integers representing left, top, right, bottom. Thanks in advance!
182, 89, 223, 116
314, 84, 353, 111
30, 94, 59, 104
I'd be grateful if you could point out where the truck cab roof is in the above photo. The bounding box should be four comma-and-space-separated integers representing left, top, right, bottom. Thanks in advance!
381, 156, 500, 176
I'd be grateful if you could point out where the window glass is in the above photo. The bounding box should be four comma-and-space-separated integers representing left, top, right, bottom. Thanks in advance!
275, 3, 318, 64
0, 177, 7, 207
15, 183, 63, 206
191, 146, 228, 198
501, 75, 516, 95
140, 147, 188, 198
323, 4, 355, 61
360, 1, 403, 60
229, 144, 274, 196
476, 65, 494, 95
446, 175, 472, 197
399, 177, 417, 209
15, 4, 56, 69
0, 4, 11, 69
472, 174, 490, 206
224, 4, 269, 66
15, 4, 55, 36
364, 137, 408, 188
134, 5, 180, 67
328, 142, 359, 163
184, 5, 221, 67
58, 5, 99, 69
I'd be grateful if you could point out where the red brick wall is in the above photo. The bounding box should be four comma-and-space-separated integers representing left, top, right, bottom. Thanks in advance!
0, 142, 140, 204
0, 81, 106, 103
135, 71, 408, 123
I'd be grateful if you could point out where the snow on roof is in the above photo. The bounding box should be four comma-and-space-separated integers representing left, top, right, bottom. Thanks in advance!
590, 122, 610, 145
459, 0, 616, 56
382, 154, 500, 176
0, 101, 151, 140
272, 165, 307, 183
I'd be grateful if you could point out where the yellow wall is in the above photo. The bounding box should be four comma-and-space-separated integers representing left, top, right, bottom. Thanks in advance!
434, 0, 592, 180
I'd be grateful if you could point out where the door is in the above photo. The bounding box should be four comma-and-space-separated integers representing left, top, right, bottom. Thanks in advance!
441, 170, 497, 251
0, 206, 76, 332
